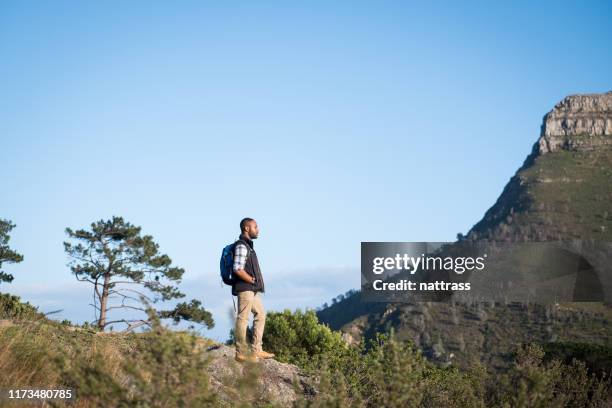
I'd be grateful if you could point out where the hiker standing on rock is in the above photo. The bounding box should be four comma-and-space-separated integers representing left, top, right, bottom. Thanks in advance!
231, 218, 275, 362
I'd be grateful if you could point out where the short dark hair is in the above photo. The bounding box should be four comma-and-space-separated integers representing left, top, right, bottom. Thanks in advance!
240, 217, 254, 232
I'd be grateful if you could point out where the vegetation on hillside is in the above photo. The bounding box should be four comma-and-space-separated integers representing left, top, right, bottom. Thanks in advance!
2, 298, 610, 407
0, 294, 225, 407
273, 309, 612, 407
468, 148, 612, 242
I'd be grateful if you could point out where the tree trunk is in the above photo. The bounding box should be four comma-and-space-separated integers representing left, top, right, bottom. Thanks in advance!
98, 272, 111, 329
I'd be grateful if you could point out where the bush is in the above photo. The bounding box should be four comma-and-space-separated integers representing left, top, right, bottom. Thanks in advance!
56, 305, 218, 407
262, 309, 350, 369
492, 343, 611, 408
542, 341, 612, 377
0, 292, 43, 320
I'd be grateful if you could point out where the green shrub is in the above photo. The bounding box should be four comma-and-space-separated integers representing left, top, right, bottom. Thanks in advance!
0, 292, 43, 320
493, 343, 610, 408
262, 309, 350, 369
56, 306, 218, 407
543, 341, 612, 377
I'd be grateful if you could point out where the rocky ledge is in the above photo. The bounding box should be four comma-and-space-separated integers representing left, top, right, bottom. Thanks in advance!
203, 344, 315, 406
538, 91, 612, 153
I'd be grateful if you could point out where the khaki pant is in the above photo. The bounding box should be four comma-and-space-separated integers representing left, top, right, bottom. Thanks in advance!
234, 291, 266, 355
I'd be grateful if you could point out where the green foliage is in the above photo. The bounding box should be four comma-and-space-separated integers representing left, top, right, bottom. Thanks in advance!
0, 292, 42, 320
469, 148, 612, 242
158, 299, 214, 329
320, 299, 612, 375
56, 303, 218, 407
294, 358, 358, 408
262, 309, 350, 369
359, 333, 485, 408
492, 343, 611, 408
1, 303, 609, 407
542, 341, 612, 377
0, 218, 23, 285
1, 302, 255, 407
265, 310, 611, 407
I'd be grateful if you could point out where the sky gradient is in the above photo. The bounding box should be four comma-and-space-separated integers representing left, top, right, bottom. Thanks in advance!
1, 1, 611, 340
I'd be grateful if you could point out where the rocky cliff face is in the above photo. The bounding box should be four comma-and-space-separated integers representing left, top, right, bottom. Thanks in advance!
539, 92, 612, 153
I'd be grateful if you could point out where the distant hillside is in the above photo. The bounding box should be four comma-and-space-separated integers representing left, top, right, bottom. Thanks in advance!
318, 92, 612, 370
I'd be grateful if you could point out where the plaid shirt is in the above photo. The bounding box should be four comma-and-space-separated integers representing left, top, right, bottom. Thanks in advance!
233, 242, 249, 272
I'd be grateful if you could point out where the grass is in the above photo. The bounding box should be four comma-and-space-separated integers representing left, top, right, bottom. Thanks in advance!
0, 293, 223, 407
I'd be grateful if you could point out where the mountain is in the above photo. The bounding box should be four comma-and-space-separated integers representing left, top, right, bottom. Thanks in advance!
467, 91, 612, 242
318, 92, 612, 370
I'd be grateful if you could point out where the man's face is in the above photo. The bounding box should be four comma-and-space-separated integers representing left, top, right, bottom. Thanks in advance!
246, 220, 259, 239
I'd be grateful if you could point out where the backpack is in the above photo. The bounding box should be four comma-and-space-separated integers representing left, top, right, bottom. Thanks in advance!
220, 241, 250, 286
220, 242, 237, 285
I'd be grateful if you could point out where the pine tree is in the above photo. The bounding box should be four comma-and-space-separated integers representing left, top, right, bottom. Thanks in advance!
64, 216, 213, 331
0, 219, 24, 285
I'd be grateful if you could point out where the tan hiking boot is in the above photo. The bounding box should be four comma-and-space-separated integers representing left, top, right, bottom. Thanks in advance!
235, 353, 259, 363
254, 350, 275, 359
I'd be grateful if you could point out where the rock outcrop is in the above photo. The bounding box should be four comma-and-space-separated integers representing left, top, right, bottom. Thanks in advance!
538, 91, 612, 153
203, 344, 315, 406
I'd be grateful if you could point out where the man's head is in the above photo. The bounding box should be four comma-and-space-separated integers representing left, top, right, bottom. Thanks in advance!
240, 217, 259, 239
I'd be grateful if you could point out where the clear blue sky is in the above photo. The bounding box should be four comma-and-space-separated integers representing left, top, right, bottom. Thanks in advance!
1, 1, 611, 340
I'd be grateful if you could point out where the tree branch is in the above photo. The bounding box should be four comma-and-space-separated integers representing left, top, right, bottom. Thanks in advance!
105, 305, 147, 312
88, 303, 101, 311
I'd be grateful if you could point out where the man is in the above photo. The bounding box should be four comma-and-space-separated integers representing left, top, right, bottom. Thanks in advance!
232, 217, 275, 362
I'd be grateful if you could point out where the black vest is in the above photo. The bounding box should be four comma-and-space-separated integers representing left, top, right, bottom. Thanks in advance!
231, 236, 265, 296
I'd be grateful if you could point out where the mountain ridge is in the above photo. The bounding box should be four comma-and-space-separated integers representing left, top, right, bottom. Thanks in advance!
318, 91, 612, 369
